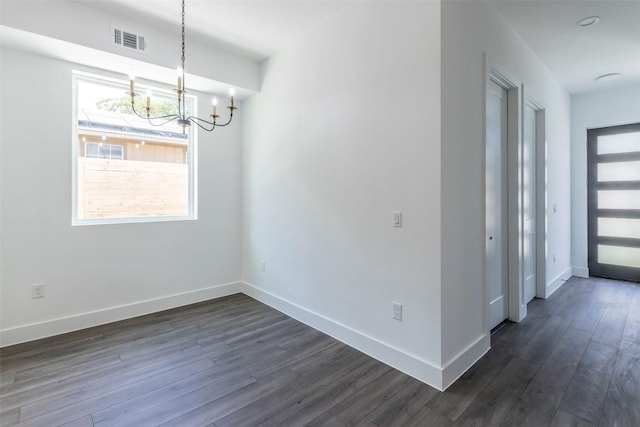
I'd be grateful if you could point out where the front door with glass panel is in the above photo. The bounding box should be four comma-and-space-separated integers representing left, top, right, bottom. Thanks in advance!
587, 123, 640, 282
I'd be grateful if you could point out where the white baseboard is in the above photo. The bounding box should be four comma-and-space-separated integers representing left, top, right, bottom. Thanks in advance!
242, 281, 485, 391
572, 266, 589, 278
441, 334, 490, 390
0, 281, 242, 348
546, 267, 572, 298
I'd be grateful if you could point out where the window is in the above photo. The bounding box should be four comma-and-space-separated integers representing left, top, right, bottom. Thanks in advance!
72, 72, 197, 225
85, 142, 124, 160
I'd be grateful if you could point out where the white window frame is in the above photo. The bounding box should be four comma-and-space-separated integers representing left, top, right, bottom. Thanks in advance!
72, 70, 198, 226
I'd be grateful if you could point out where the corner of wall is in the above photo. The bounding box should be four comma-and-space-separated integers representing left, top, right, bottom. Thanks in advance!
546, 266, 573, 298
572, 267, 589, 278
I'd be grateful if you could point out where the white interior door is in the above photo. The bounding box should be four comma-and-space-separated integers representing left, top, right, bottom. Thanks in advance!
486, 80, 508, 329
523, 105, 537, 303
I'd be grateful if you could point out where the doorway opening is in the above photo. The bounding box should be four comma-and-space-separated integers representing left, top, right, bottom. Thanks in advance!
587, 123, 640, 282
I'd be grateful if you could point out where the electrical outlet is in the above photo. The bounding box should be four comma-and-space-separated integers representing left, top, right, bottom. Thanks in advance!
260, 261, 266, 273
32, 283, 45, 299
392, 302, 402, 321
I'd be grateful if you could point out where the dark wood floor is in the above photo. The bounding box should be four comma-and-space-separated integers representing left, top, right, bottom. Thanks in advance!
0, 276, 638, 427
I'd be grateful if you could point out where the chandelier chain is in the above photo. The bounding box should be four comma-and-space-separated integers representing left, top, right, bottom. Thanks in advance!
181, 0, 186, 69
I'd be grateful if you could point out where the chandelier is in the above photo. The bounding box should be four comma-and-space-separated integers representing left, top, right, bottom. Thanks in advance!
128, 0, 237, 133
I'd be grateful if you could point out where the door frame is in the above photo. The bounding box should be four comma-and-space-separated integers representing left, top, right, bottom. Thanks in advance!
484, 57, 526, 333
523, 90, 547, 299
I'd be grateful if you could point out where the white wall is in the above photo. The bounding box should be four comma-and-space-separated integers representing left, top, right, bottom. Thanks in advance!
571, 83, 640, 276
441, 1, 572, 366
0, 47, 244, 345
242, 2, 445, 387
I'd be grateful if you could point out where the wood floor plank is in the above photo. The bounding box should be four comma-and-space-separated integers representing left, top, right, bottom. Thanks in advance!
569, 303, 606, 335
0, 408, 19, 427
18, 357, 214, 426
550, 409, 597, 427
213, 348, 374, 427
619, 309, 640, 359
103, 371, 255, 427
560, 339, 618, 423
365, 379, 439, 426
402, 406, 454, 427
260, 357, 392, 427
91, 366, 250, 426
515, 314, 569, 363
451, 357, 539, 426
0, 340, 228, 413
0, 372, 15, 388
305, 414, 350, 427
502, 380, 564, 427
428, 344, 513, 421
157, 365, 301, 427
249, 336, 342, 380
591, 304, 631, 347
534, 328, 591, 390
58, 415, 94, 427
600, 352, 640, 427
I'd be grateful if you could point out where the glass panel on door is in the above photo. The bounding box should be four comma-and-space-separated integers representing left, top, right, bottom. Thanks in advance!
598, 218, 640, 239
598, 161, 640, 182
598, 245, 640, 269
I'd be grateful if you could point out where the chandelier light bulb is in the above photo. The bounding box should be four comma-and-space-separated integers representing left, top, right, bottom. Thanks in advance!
229, 88, 235, 109
177, 67, 183, 92
129, 71, 136, 95
212, 97, 218, 106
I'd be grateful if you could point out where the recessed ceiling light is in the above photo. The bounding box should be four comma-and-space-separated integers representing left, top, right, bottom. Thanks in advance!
576, 16, 600, 27
595, 73, 622, 83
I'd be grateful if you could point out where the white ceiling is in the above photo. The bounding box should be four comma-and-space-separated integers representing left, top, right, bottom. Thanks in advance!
82, 0, 640, 95
82, 0, 346, 61
489, 0, 640, 94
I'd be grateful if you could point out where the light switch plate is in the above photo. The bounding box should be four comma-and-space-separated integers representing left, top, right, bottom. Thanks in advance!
393, 212, 402, 228
392, 302, 402, 321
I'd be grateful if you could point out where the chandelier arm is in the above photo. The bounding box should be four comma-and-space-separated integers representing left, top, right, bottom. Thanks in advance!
189, 118, 215, 132
187, 116, 215, 126
129, 98, 177, 121
130, 98, 152, 120
145, 116, 180, 127
129, 97, 182, 126
187, 112, 234, 127
212, 113, 234, 127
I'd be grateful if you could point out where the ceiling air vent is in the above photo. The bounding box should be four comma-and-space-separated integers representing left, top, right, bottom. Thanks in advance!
111, 26, 146, 53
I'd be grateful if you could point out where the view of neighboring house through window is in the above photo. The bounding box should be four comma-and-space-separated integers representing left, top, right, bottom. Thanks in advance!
73, 72, 196, 224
